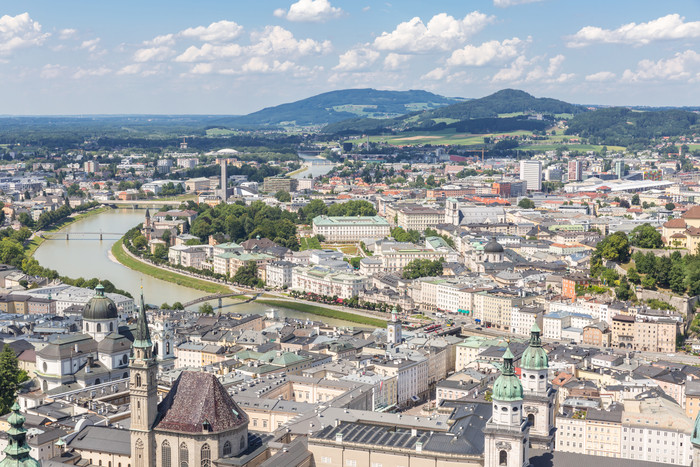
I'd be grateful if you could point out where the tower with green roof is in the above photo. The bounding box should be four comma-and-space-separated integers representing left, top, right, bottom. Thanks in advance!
520, 322, 556, 450
387, 305, 402, 345
692, 411, 700, 467
0, 402, 41, 467
483, 347, 529, 467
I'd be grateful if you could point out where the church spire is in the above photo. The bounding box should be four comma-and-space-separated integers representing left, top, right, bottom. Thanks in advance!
134, 286, 152, 349
0, 402, 40, 467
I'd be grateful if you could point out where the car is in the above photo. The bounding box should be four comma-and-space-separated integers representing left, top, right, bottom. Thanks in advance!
476, 326, 483, 330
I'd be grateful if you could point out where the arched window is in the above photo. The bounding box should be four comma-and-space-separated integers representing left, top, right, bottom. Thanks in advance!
162, 440, 171, 467
110, 322, 114, 332
95, 378, 101, 384
223, 441, 231, 457
501, 406, 508, 412
527, 413, 535, 427
134, 438, 144, 467
499, 450, 507, 466
529, 374, 535, 379
136, 373, 142, 387
123, 355, 128, 365
43, 362, 47, 372
97, 323, 102, 332
179, 443, 188, 467
240, 436, 245, 451
166, 342, 171, 355
512, 406, 518, 412
539, 374, 545, 379
201, 444, 211, 467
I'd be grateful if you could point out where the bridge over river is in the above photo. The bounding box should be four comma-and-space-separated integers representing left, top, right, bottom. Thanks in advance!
41, 231, 123, 240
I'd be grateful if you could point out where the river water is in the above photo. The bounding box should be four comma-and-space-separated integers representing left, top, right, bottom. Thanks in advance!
33, 208, 356, 326
292, 152, 336, 179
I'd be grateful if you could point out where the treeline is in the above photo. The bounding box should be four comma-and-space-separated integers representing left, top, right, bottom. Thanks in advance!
298, 199, 377, 223
34, 201, 99, 230
170, 163, 283, 183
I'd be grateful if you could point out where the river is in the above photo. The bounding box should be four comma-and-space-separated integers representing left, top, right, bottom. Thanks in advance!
292, 152, 336, 179
33, 208, 356, 326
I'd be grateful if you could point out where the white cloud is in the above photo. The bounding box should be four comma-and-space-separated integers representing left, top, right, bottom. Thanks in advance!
175, 43, 243, 62
80, 38, 100, 52
73, 67, 112, 79
275, 0, 343, 22
492, 55, 530, 82
422, 67, 448, 80
568, 14, 700, 47
447, 37, 525, 66
621, 50, 700, 82
585, 71, 616, 82
523, 54, 572, 82
383, 53, 409, 70
58, 28, 77, 40
117, 64, 142, 75
493, 0, 544, 7
40, 64, 64, 79
134, 46, 175, 62
333, 46, 379, 71
241, 57, 296, 73
180, 20, 243, 42
249, 26, 331, 57
0, 12, 50, 55
374, 11, 494, 53
144, 33, 175, 46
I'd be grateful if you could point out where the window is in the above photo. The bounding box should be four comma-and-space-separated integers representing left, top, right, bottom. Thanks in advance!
223, 441, 231, 457
240, 437, 245, 451
179, 443, 188, 467
134, 438, 144, 467
320, 457, 332, 464
136, 373, 142, 387
97, 323, 102, 332
162, 440, 171, 467
201, 444, 211, 467
499, 450, 508, 466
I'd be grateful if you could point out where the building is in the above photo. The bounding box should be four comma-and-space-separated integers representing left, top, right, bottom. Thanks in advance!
0, 402, 41, 466
390, 204, 443, 231
266, 260, 295, 288
568, 160, 583, 182
263, 177, 297, 193
520, 160, 542, 191
291, 266, 367, 299
387, 306, 402, 345
312, 215, 390, 242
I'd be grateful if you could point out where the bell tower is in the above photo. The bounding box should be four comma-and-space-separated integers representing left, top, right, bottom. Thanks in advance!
387, 305, 402, 345
129, 288, 157, 467
483, 347, 529, 467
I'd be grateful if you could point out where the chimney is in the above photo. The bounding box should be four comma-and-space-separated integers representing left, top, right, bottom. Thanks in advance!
335, 432, 343, 444
416, 441, 423, 452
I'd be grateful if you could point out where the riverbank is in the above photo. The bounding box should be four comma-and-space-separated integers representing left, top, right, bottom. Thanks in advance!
26, 206, 112, 257
111, 238, 232, 294
256, 299, 385, 327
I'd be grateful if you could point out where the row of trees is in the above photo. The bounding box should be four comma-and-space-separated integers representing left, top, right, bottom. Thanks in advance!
403, 258, 445, 279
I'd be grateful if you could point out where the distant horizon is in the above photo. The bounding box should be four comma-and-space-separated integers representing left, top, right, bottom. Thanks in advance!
0, 0, 698, 113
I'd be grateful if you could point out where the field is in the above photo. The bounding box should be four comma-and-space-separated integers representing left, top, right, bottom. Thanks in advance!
300, 236, 322, 250
111, 239, 231, 294
255, 299, 385, 327
205, 128, 237, 136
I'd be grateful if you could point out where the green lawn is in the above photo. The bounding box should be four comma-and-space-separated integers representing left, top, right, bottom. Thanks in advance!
300, 236, 322, 250
256, 299, 385, 327
111, 239, 231, 294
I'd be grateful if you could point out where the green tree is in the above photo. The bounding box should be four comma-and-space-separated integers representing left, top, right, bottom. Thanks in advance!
631, 194, 640, 205
232, 261, 261, 287
615, 277, 633, 301
275, 190, 291, 202
199, 303, 214, 315
162, 230, 171, 246
627, 267, 641, 285
641, 275, 656, 290
669, 263, 686, 295
161, 303, 170, 310
0, 344, 27, 415
172, 302, 184, 310
596, 231, 630, 263
132, 235, 147, 249
665, 202, 675, 211
628, 224, 662, 249
402, 258, 444, 280
518, 198, 535, 209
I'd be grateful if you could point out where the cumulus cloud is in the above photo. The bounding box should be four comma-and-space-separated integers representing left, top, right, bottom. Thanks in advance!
568, 14, 700, 47
493, 0, 544, 7
274, 0, 343, 22
373, 11, 494, 53
447, 37, 525, 66
333, 46, 380, 71
134, 46, 175, 62
144, 33, 175, 47
0, 12, 50, 55
492, 56, 531, 82
621, 50, 700, 82
175, 43, 243, 62
422, 67, 448, 80
73, 67, 112, 79
585, 71, 616, 82
241, 57, 296, 73
80, 38, 101, 52
117, 64, 142, 75
249, 26, 331, 57
383, 53, 409, 70
40, 64, 64, 79
180, 20, 243, 42
58, 28, 77, 40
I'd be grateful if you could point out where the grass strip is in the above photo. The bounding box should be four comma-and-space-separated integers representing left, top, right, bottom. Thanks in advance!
256, 299, 386, 328
111, 238, 231, 294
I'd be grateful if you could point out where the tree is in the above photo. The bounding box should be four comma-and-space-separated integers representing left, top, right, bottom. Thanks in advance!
641, 275, 656, 290
402, 258, 444, 280
627, 267, 641, 285
665, 202, 676, 211
619, 199, 630, 208
0, 344, 27, 415
232, 261, 261, 287
628, 224, 662, 249
132, 235, 147, 249
172, 302, 184, 310
161, 303, 170, 310
669, 263, 686, 295
615, 277, 633, 301
162, 230, 171, 246
275, 190, 291, 202
199, 303, 214, 315
631, 194, 640, 205
518, 198, 535, 209
596, 231, 630, 263
349, 257, 361, 269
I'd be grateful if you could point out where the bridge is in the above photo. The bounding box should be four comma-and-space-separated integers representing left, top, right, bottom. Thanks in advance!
107, 199, 192, 208
182, 292, 261, 309
41, 231, 123, 240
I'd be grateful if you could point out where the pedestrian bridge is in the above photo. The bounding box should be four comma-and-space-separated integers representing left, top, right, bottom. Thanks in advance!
41, 232, 123, 240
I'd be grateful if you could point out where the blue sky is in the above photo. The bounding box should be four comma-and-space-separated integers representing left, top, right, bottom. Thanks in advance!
0, 0, 699, 114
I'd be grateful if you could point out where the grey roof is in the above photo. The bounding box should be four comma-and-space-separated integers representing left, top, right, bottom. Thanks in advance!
67, 425, 131, 455
529, 449, 672, 467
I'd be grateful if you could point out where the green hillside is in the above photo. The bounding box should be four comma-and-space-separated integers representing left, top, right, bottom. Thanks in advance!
215, 89, 461, 127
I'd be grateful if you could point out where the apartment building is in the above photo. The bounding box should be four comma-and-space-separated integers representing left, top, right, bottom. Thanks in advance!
291, 266, 367, 299
473, 289, 534, 330
263, 176, 297, 193
373, 356, 429, 407
312, 215, 390, 242
266, 261, 295, 288
389, 204, 444, 231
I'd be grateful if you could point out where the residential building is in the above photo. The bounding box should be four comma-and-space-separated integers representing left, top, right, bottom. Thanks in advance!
312, 215, 390, 242
520, 160, 542, 191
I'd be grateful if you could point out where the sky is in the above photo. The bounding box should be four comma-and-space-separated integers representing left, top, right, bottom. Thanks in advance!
0, 0, 699, 114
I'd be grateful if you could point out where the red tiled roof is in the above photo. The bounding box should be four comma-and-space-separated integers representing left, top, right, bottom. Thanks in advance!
155, 371, 248, 434
682, 205, 700, 219
664, 218, 686, 228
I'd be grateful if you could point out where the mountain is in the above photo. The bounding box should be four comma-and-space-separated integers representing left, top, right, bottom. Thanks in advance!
213, 89, 461, 127
322, 89, 587, 134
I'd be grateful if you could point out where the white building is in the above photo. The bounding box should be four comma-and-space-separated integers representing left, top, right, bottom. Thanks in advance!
520, 160, 542, 192
291, 266, 367, 299
312, 215, 390, 242
266, 261, 295, 288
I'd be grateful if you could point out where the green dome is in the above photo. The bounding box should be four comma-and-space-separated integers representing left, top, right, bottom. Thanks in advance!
692, 411, 700, 446
83, 285, 118, 321
492, 347, 523, 402
0, 402, 40, 467
521, 323, 548, 371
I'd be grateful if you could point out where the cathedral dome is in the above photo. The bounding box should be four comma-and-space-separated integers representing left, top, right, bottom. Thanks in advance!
521, 323, 549, 370
492, 347, 523, 402
484, 238, 504, 253
83, 285, 118, 321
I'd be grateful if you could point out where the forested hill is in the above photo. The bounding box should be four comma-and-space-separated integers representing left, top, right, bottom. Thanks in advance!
565, 107, 700, 146
214, 89, 461, 127
322, 89, 586, 135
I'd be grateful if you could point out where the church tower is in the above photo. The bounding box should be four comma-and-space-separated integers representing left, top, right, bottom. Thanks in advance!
445, 197, 460, 225
0, 402, 40, 467
692, 411, 700, 467
144, 208, 152, 242
520, 323, 556, 450
483, 347, 529, 467
387, 305, 402, 345
130, 289, 157, 467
